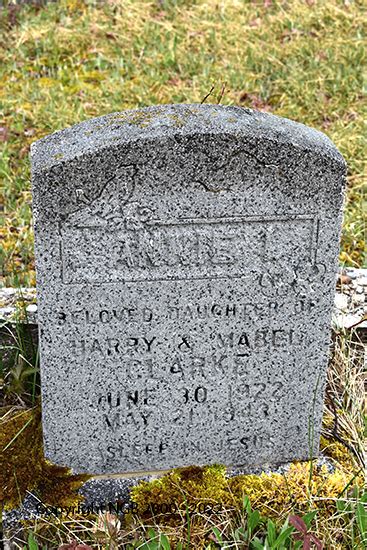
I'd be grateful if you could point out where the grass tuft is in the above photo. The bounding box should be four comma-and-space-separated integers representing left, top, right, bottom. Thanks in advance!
0, 0, 366, 285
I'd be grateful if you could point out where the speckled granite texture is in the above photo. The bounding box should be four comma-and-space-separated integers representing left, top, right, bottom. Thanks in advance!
2, 268, 366, 330
30, 104, 347, 474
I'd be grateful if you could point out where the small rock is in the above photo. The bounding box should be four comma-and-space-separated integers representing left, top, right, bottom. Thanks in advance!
2, 288, 16, 297
338, 274, 352, 285
345, 269, 359, 279
334, 293, 349, 311
0, 306, 14, 318
342, 313, 364, 329
352, 293, 366, 306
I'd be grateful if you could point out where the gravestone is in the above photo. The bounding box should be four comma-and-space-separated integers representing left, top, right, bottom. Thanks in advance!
31, 104, 346, 474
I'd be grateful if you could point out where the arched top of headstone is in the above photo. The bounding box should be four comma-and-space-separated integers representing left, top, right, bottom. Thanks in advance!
31, 104, 345, 174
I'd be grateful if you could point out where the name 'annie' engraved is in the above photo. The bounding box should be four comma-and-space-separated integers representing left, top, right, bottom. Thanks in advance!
60, 214, 316, 284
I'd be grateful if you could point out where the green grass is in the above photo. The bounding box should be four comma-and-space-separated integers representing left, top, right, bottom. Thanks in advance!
0, 0, 366, 286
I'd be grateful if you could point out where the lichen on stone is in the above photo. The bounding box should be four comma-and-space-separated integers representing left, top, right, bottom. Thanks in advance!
104, 107, 195, 129
106, 110, 157, 128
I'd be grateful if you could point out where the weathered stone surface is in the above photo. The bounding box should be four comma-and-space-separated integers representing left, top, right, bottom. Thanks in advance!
30, 104, 346, 474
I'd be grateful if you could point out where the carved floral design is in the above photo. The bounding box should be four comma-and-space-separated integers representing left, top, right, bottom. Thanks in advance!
66, 164, 154, 230
259, 259, 327, 297
294, 260, 327, 292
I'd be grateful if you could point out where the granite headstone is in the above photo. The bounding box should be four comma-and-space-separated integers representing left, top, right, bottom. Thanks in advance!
30, 104, 346, 474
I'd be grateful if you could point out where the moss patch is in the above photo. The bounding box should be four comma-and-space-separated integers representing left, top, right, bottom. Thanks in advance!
131, 434, 362, 530
0, 404, 90, 510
